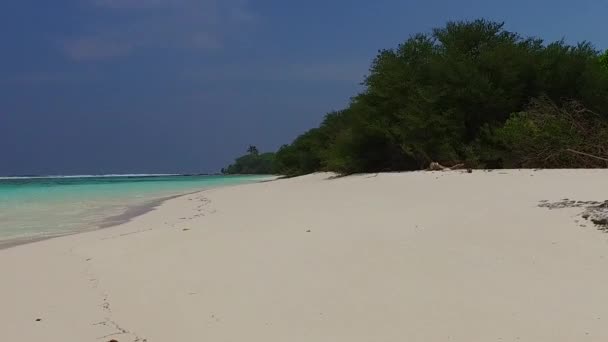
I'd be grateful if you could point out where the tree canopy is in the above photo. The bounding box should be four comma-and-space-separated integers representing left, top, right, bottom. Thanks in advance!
269, 19, 608, 175
600, 50, 608, 71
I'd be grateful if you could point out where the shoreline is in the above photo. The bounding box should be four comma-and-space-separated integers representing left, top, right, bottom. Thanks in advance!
0, 192, 188, 251
2, 170, 608, 341
0, 177, 277, 251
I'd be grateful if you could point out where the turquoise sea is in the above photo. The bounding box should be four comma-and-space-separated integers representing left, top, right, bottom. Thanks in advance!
0, 174, 269, 244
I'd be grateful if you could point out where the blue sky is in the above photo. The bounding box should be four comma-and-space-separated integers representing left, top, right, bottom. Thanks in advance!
1, 0, 607, 175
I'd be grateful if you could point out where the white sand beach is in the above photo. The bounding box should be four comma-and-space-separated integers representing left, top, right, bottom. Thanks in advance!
2, 170, 608, 342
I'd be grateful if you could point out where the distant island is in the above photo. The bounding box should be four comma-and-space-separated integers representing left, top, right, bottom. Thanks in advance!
224, 19, 608, 176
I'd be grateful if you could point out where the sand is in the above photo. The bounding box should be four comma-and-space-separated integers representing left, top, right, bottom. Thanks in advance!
1, 170, 608, 341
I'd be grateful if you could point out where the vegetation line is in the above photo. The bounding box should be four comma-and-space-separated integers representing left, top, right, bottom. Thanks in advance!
224, 19, 608, 176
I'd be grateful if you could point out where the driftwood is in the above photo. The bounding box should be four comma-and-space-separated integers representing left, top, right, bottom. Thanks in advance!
427, 162, 465, 171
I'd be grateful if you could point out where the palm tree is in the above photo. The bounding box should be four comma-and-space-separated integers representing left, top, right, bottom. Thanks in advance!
247, 145, 259, 156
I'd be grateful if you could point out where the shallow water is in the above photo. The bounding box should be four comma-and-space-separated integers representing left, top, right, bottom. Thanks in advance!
0, 175, 268, 242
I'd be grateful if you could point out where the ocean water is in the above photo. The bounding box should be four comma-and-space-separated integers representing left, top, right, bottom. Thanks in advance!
0, 175, 269, 243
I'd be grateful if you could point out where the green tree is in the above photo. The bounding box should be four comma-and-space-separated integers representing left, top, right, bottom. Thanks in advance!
222, 147, 276, 175
266, 19, 608, 175
600, 50, 608, 71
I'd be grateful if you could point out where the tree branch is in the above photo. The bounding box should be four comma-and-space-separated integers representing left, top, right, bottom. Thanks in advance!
565, 149, 608, 162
